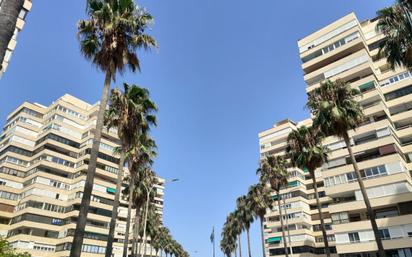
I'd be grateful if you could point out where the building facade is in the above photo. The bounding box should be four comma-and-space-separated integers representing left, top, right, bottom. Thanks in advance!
260, 13, 412, 257
0, 94, 164, 257
0, 0, 32, 78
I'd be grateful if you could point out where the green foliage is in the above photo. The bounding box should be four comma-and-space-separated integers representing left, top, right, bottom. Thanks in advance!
220, 212, 239, 257
286, 125, 327, 173
247, 183, 273, 219
307, 79, 363, 139
78, 0, 157, 80
105, 83, 157, 151
376, 1, 412, 70
257, 155, 288, 192
0, 238, 30, 257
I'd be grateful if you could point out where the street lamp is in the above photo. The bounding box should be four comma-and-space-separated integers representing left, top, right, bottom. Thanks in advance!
141, 178, 179, 257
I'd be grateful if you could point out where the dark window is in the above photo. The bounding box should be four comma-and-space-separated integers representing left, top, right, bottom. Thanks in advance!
384, 84, 412, 101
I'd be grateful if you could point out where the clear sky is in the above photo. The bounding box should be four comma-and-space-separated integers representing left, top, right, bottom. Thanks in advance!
0, 1, 394, 257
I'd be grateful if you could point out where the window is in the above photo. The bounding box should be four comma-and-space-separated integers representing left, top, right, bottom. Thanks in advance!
385, 84, 412, 101
381, 70, 412, 87
331, 212, 349, 224
348, 232, 360, 243
56, 105, 87, 120
0, 191, 19, 200
379, 229, 391, 240
36, 133, 80, 148
363, 165, 386, 178
299, 20, 357, 53
346, 172, 357, 182
375, 208, 398, 218
18, 9, 27, 20
0, 167, 24, 177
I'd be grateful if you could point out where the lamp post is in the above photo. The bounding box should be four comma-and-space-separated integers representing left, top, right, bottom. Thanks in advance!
141, 178, 179, 257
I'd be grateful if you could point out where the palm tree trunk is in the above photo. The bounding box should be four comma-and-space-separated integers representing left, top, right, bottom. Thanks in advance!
132, 207, 141, 257
234, 243, 238, 257
137, 237, 141, 257
106, 151, 126, 257
259, 218, 266, 257
246, 228, 252, 257
141, 191, 151, 257
311, 173, 330, 257
138, 206, 146, 257
277, 193, 289, 257
343, 133, 386, 257
238, 236, 242, 257
124, 172, 135, 257
282, 198, 293, 257
0, 0, 24, 71
70, 71, 112, 257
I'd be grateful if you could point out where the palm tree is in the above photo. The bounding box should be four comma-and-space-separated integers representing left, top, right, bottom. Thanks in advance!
141, 202, 161, 257
247, 183, 272, 257
225, 211, 242, 257
232, 211, 243, 257
220, 231, 236, 257
125, 135, 157, 257
257, 156, 289, 257
236, 196, 254, 257
72, 1, 157, 256
0, 0, 24, 72
222, 213, 239, 257
286, 126, 330, 257
377, 0, 412, 70
139, 170, 158, 257
158, 227, 171, 257
307, 79, 386, 257
104, 83, 157, 257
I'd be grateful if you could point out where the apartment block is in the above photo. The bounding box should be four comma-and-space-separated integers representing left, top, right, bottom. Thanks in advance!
0, 0, 32, 78
0, 94, 164, 257
260, 13, 412, 257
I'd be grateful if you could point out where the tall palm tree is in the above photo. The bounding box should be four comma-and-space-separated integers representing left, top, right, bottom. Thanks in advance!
247, 183, 272, 257
377, 0, 412, 70
141, 201, 161, 257
0, 0, 24, 72
286, 126, 330, 257
104, 83, 157, 257
222, 213, 239, 257
158, 227, 171, 257
236, 196, 254, 257
232, 211, 243, 257
131, 168, 156, 257
72, 1, 156, 256
225, 211, 242, 257
125, 135, 157, 257
257, 156, 289, 257
220, 231, 236, 257
139, 170, 158, 257
307, 79, 386, 257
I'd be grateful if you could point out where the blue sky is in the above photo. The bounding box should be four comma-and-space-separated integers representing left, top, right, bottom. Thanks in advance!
0, 1, 393, 256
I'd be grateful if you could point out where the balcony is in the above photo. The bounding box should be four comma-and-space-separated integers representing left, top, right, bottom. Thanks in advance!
304, 48, 372, 84
329, 192, 412, 214
301, 29, 365, 75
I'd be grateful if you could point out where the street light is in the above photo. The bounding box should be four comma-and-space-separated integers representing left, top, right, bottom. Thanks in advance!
141, 178, 179, 257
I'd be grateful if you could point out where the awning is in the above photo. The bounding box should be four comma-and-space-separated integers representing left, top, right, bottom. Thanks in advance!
266, 237, 282, 243
106, 187, 116, 193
